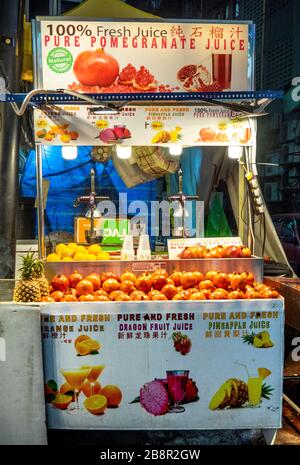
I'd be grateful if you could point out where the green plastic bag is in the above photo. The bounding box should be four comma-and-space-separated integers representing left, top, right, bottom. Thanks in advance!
205, 194, 232, 237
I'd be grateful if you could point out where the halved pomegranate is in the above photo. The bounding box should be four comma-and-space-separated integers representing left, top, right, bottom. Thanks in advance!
117, 64, 137, 85
177, 64, 211, 91
133, 66, 156, 91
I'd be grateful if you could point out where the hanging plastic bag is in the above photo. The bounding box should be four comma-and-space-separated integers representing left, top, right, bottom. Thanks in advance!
205, 194, 232, 237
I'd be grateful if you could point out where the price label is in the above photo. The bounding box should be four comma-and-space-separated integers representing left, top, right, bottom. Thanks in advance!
95, 119, 109, 129
151, 121, 164, 130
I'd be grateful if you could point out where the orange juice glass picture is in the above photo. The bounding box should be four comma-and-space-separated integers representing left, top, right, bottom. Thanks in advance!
61, 367, 91, 410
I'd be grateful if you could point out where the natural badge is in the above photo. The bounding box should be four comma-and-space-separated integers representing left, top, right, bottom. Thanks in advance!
47, 47, 73, 74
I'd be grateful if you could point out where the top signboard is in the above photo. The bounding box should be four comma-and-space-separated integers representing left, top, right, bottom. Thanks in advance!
32, 19, 254, 93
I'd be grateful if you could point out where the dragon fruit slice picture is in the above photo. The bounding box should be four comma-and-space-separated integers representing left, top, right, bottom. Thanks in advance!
132, 376, 199, 416
140, 380, 169, 416
98, 126, 132, 144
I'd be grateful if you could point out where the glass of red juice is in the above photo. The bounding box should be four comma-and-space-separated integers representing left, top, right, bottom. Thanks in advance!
212, 54, 232, 89
166, 370, 189, 413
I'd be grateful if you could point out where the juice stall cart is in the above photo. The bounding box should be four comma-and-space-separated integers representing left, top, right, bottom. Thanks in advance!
1, 15, 287, 442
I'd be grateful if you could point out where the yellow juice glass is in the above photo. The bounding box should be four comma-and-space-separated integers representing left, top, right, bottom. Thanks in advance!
247, 377, 262, 406
61, 367, 91, 410
87, 365, 105, 383
86, 365, 105, 395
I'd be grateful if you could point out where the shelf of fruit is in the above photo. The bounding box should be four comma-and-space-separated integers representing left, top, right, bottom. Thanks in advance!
45, 243, 252, 262
178, 244, 252, 259
46, 243, 111, 262
13, 251, 279, 303
42, 269, 280, 303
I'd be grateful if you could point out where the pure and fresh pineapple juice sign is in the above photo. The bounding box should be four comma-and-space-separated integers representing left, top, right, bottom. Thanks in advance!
41, 299, 284, 430
33, 19, 254, 92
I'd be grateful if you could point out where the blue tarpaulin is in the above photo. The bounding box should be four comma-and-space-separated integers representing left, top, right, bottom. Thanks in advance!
20, 146, 158, 238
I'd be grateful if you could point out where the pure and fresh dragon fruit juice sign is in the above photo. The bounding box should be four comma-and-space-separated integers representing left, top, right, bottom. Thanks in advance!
33, 20, 254, 92
41, 299, 283, 430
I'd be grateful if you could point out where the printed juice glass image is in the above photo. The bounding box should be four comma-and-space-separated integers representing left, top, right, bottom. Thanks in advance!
212, 54, 232, 89
166, 370, 189, 413
86, 365, 105, 396
61, 367, 91, 410
247, 376, 262, 407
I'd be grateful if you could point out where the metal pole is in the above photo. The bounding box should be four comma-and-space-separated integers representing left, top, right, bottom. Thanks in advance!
35, 143, 45, 259
0, 0, 25, 278
90, 168, 95, 240
238, 160, 245, 243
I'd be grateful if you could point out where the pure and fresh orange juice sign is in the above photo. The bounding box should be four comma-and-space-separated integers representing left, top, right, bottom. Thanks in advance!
41, 299, 283, 430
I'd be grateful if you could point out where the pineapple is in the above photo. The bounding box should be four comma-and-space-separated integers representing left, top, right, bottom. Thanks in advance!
14, 252, 41, 302
209, 378, 273, 410
209, 378, 248, 410
32, 258, 50, 297
242, 331, 274, 348
242, 332, 256, 345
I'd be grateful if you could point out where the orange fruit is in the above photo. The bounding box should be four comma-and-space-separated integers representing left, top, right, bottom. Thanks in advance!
46, 253, 61, 262
52, 394, 72, 410
59, 382, 75, 401
101, 385, 122, 408
84, 395, 107, 415
95, 252, 111, 260
88, 244, 102, 255
61, 248, 74, 259
74, 334, 90, 348
81, 380, 102, 397
73, 252, 88, 261
55, 243, 67, 255
76, 339, 101, 355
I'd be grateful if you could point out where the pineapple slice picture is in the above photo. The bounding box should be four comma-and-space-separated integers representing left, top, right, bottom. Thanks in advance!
209, 375, 274, 410
151, 130, 171, 144
258, 368, 272, 380
242, 331, 274, 348
14, 252, 49, 302
209, 379, 248, 410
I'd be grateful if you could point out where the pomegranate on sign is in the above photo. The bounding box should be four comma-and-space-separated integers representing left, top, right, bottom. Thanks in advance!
73, 49, 119, 87
177, 64, 211, 91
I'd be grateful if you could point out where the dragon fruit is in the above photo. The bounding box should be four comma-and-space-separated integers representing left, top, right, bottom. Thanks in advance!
140, 380, 169, 416
99, 128, 117, 143
183, 378, 199, 402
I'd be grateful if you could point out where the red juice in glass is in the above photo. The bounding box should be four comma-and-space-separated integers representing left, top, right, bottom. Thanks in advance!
212, 54, 232, 89
166, 370, 189, 413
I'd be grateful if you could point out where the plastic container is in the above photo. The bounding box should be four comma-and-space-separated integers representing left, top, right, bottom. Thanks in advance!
137, 234, 151, 260
121, 235, 135, 260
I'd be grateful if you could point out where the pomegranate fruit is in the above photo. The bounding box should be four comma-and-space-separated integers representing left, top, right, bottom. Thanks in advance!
117, 64, 137, 85
133, 66, 156, 90
69, 270, 83, 288
76, 279, 94, 296
51, 274, 69, 292
177, 64, 211, 91
73, 49, 119, 87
